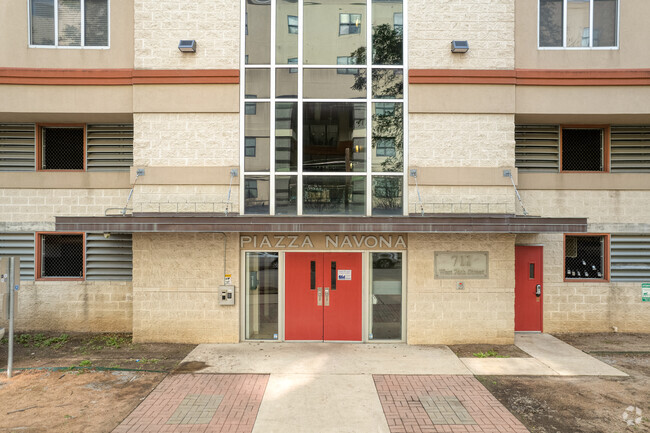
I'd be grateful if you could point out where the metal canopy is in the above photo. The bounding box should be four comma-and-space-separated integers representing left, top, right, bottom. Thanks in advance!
56, 213, 588, 234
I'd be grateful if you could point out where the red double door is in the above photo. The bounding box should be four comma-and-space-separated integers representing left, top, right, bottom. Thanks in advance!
285, 252, 362, 341
515, 246, 544, 331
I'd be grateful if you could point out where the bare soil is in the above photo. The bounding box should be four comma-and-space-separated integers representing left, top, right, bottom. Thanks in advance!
448, 344, 531, 358
479, 333, 650, 433
0, 332, 195, 433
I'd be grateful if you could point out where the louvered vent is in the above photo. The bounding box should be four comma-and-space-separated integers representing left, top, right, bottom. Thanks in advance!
0, 124, 36, 171
610, 235, 650, 282
610, 126, 650, 173
86, 124, 133, 172
515, 125, 560, 172
85, 233, 133, 281
0, 233, 35, 280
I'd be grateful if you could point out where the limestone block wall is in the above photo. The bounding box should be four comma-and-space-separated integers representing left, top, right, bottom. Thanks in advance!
0, 189, 130, 232
407, 186, 515, 214
409, 114, 515, 168
132, 233, 240, 343
133, 113, 239, 167
516, 233, 650, 333
4, 281, 133, 333
409, 0, 515, 70
134, 0, 239, 70
407, 233, 516, 344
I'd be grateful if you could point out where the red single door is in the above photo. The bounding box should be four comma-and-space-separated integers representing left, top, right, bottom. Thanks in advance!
285, 252, 362, 341
515, 246, 543, 331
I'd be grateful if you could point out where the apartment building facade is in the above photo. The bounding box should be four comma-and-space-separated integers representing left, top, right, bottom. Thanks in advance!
1, 0, 648, 344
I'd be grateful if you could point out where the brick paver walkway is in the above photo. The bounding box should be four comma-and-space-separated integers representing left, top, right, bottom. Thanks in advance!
374, 375, 529, 433
113, 374, 269, 433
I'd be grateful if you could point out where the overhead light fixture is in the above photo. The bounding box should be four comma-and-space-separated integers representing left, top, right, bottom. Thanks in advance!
178, 40, 197, 53
451, 40, 469, 53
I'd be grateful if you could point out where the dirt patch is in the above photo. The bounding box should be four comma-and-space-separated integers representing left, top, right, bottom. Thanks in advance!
0, 369, 165, 433
0, 332, 196, 432
555, 332, 650, 354
448, 344, 531, 358
478, 333, 650, 433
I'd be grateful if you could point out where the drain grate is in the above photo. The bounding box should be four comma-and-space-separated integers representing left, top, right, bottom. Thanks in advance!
419, 395, 477, 425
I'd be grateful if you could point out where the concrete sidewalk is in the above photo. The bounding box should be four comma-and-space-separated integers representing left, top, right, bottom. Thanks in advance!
113, 334, 626, 433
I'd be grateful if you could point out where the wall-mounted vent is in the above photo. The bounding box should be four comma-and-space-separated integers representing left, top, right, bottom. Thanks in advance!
610, 126, 650, 173
0, 233, 35, 280
85, 233, 133, 281
610, 234, 650, 282
515, 125, 560, 172
86, 124, 133, 172
0, 124, 36, 172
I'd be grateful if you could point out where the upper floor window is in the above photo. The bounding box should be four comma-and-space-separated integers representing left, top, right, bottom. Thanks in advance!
29, 0, 109, 48
38, 124, 85, 170
339, 13, 362, 35
539, 0, 618, 48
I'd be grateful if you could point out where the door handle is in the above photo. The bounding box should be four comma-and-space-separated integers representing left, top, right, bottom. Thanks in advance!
536, 284, 541, 297
317, 287, 323, 306
324, 287, 330, 306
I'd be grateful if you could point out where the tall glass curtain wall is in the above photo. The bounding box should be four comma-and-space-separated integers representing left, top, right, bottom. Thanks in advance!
243, 0, 405, 215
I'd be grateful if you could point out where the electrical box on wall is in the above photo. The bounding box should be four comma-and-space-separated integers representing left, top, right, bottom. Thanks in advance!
219, 285, 235, 305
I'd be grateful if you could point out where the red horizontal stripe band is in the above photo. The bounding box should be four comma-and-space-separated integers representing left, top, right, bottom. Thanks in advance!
409, 68, 650, 85
0, 68, 239, 85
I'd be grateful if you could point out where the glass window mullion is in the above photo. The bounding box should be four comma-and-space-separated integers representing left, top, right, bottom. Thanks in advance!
589, 0, 594, 48
296, 0, 304, 215
270, 0, 277, 215
366, 0, 372, 216
80, 0, 85, 47
562, 0, 567, 48
54, 0, 59, 47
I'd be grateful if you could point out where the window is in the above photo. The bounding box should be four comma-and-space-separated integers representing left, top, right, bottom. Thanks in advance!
288, 57, 298, 73
564, 234, 608, 281
288, 15, 298, 34
393, 12, 403, 34
539, 0, 618, 48
376, 138, 396, 157
339, 13, 362, 35
561, 126, 609, 172
374, 102, 395, 116
245, 102, 257, 115
30, 0, 109, 48
336, 56, 358, 75
245, 137, 257, 157
37, 233, 84, 280
38, 124, 85, 170
245, 179, 258, 199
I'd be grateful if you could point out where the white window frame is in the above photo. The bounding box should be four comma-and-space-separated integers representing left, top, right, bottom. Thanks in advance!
28, 0, 111, 49
241, 0, 409, 217
537, 0, 619, 50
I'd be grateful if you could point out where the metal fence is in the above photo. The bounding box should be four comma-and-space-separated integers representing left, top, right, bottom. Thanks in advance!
40, 234, 84, 278
41, 127, 85, 170
565, 235, 604, 279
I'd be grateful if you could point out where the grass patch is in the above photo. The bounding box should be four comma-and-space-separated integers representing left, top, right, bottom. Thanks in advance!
77, 334, 132, 353
473, 350, 510, 358
1, 333, 70, 349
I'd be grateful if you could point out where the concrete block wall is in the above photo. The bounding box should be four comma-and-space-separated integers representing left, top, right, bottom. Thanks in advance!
133, 185, 238, 214
133, 113, 239, 167
407, 186, 515, 214
134, 0, 239, 70
0, 189, 130, 232
409, 114, 515, 168
408, 0, 515, 70
132, 233, 240, 343
5, 281, 133, 333
407, 233, 515, 344
516, 233, 650, 333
